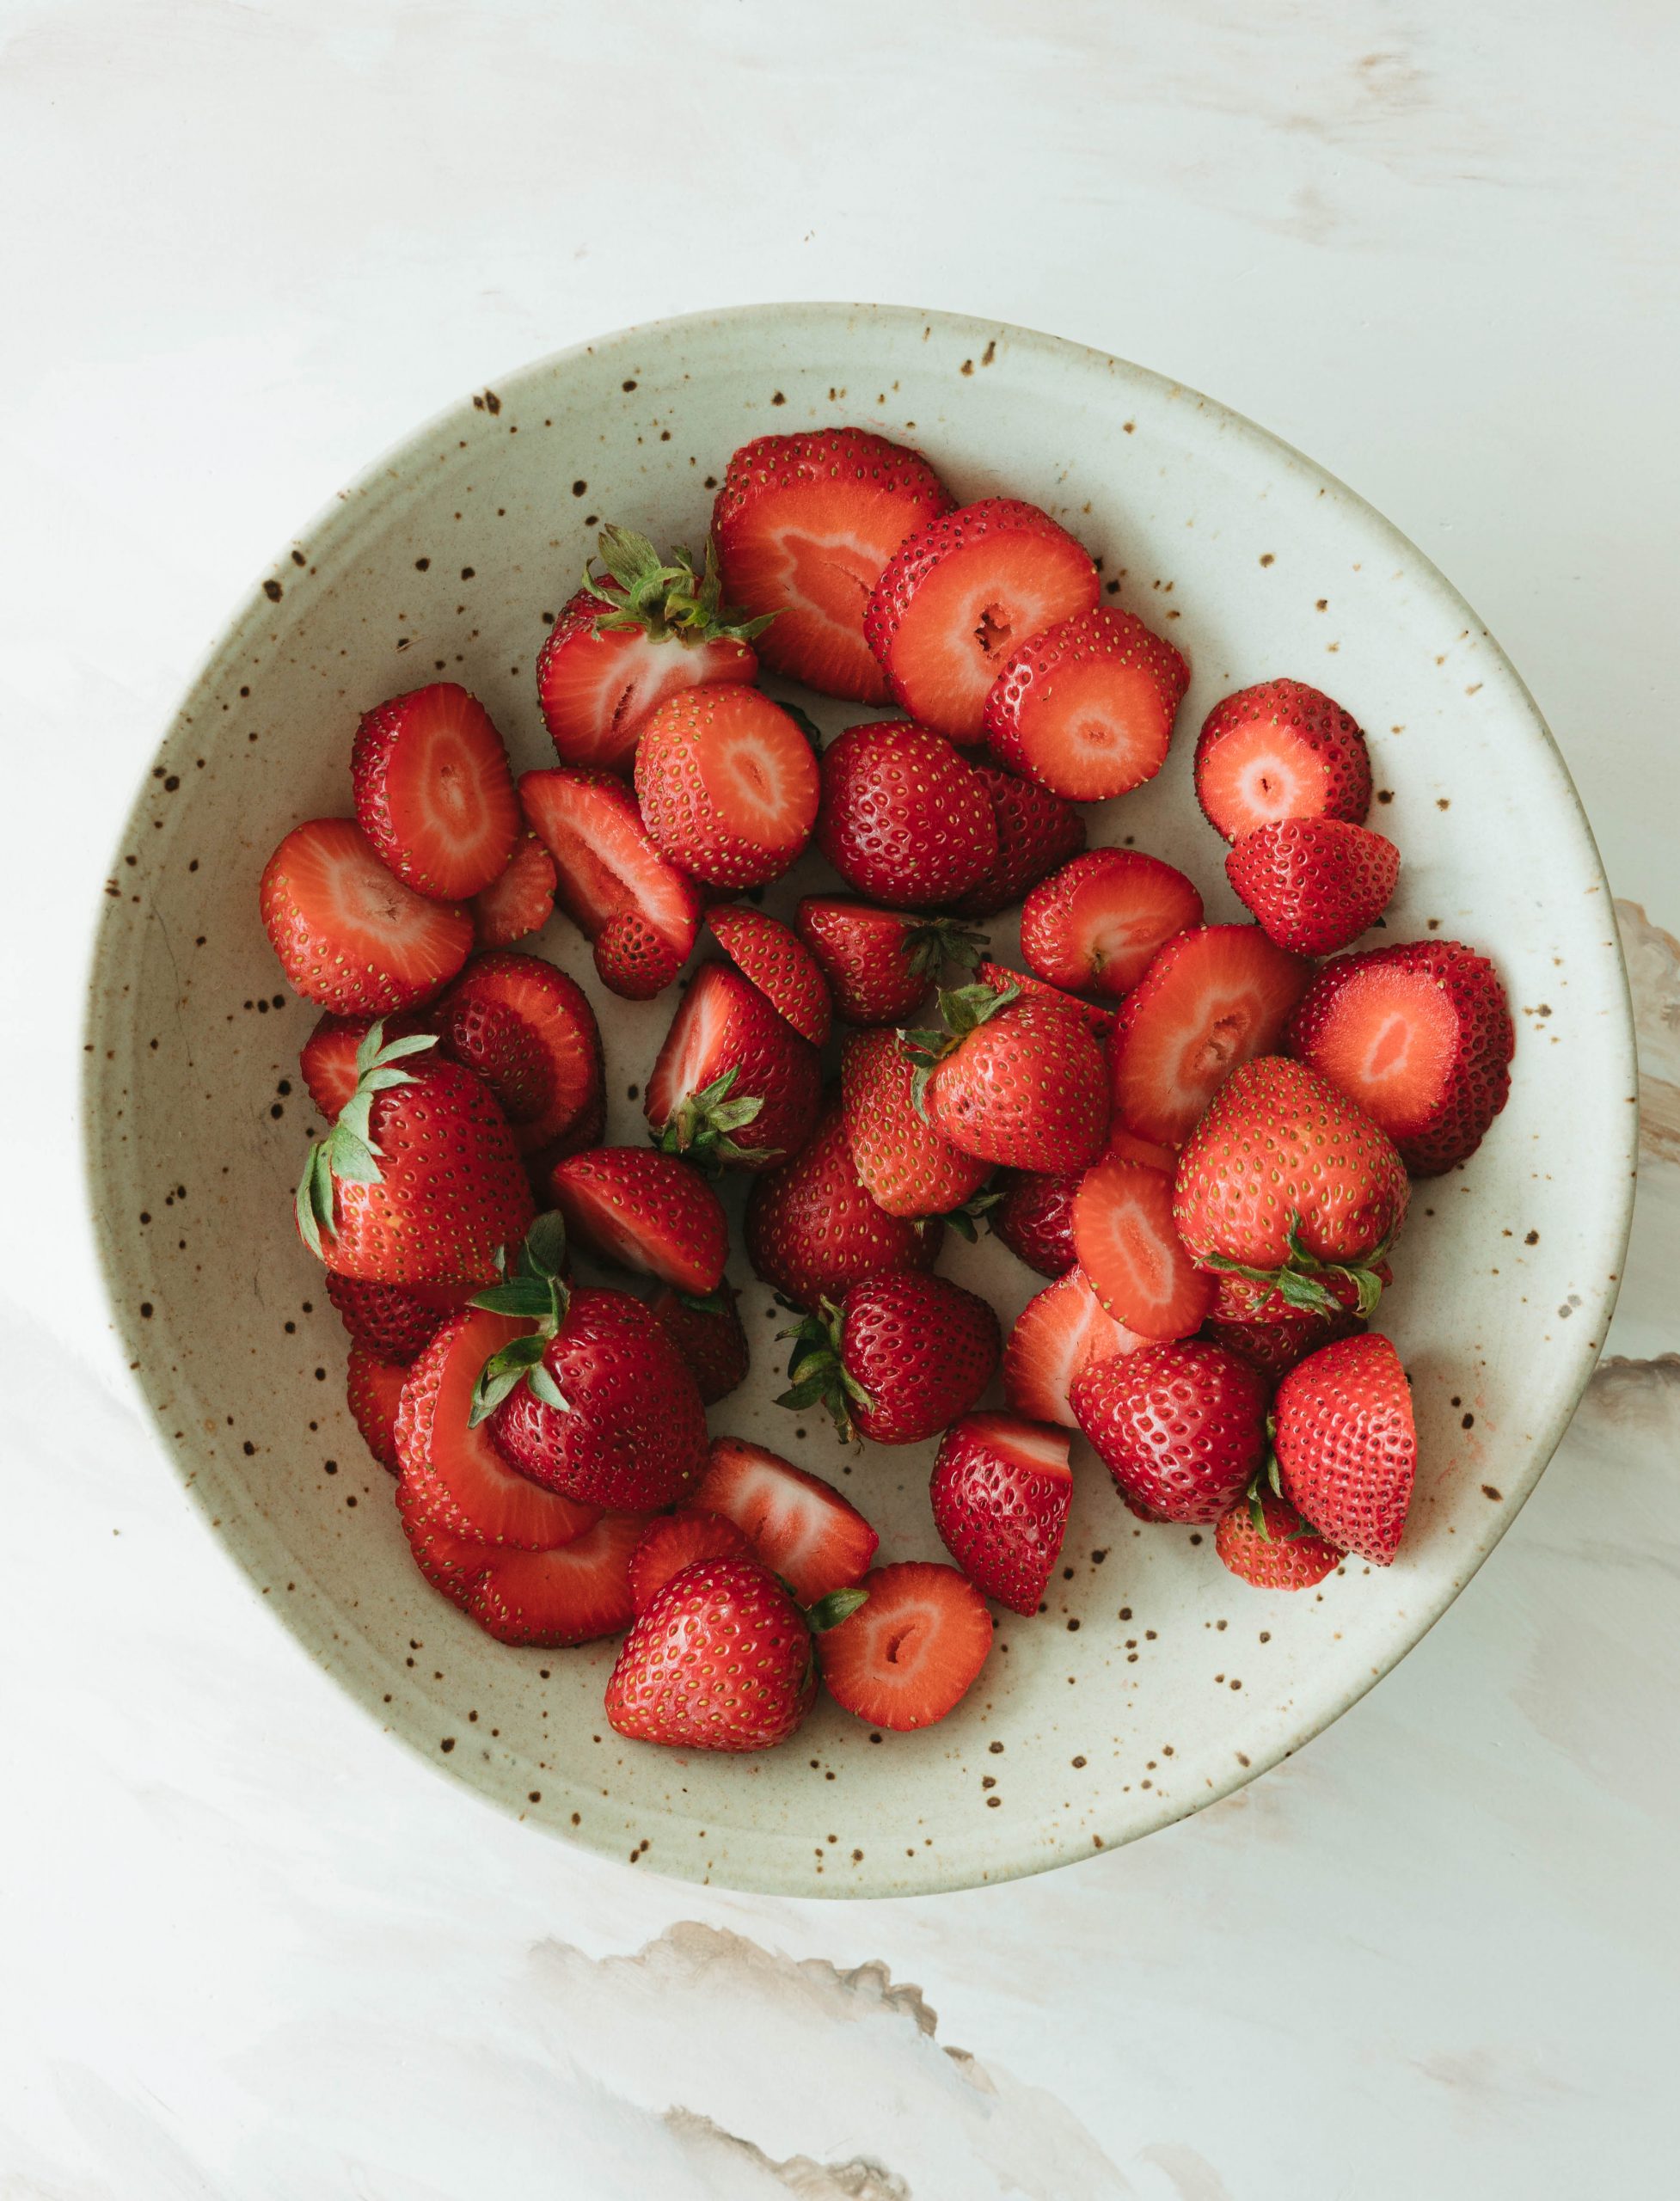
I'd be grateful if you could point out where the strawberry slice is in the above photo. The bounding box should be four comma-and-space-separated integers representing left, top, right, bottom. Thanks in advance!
346, 1343, 406, 1471
327, 1272, 476, 1364
1107, 924, 1312, 1144
1020, 849, 1204, 1000
1072, 1159, 1214, 1340
707, 904, 832, 1046
352, 683, 521, 901
395, 1471, 492, 1606
1194, 678, 1372, 843
470, 831, 556, 949
693, 1437, 880, 1604
1226, 818, 1400, 956
519, 765, 702, 977
947, 764, 1086, 920
865, 500, 1101, 742
819, 1561, 993, 1731
435, 951, 604, 1156
975, 960, 1115, 1044
549, 1147, 728, 1296
635, 685, 820, 889
1002, 1266, 1144, 1426
299, 1008, 432, 1121
983, 604, 1189, 800
260, 818, 473, 1015
646, 959, 822, 1171
469, 1511, 649, 1646
1106, 1125, 1177, 1172
627, 1511, 753, 1614
713, 428, 955, 702
929, 1413, 1073, 1615
648, 1282, 751, 1405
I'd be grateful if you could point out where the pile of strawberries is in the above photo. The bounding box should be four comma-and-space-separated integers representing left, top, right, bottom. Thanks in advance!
257, 426, 1516, 1754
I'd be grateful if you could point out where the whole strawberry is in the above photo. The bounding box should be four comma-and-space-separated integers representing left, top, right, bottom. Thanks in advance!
1216, 1487, 1344, 1590
1272, 1332, 1417, 1565
648, 1282, 751, 1406
815, 719, 997, 908
780, 1271, 1001, 1446
905, 984, 1110, 1174
929, 1413, 1073, 1615
1202, 1305, 1365, 1384
1226, 818, 1400, 956
795, 899, 986, 1027
1070, 1340, 1269, 1524
839, 1027, 993, 1219
947, 763, 1086, 919
745, 1100, 944, 1311
989, 1168, 1080, 1278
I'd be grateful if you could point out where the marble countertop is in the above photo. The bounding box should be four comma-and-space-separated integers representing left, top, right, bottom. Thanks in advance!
4, 3, 1677, 2192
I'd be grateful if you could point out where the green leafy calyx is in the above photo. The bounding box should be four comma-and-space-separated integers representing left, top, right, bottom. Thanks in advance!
467, 1211, 572, 1426
774, 1297, 873, 1446
651, 1066, 770, 1172
581, 524, 776, 647
903, 917, 990, 987
1203, 1211, 1392, 1322
293, 1021, 439, 1260
899, 982, 1017, 1119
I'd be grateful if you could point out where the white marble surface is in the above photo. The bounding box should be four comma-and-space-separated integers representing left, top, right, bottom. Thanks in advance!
3, 3, 1678, 2192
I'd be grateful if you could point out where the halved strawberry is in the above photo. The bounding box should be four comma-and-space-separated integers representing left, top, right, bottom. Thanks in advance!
327, 1272, 476, 1364
635, 686, 820, 889
838, 1026, 991, 1218
519, 766, 702, 987
435, 951, 604, 1155
707, 904, 831, 1045
628, 1511, 752, 1614
930, 1413, 1073, 1615
346, 1343, 406, 1471
299, 1008, 432, 1122
352, 683, 521, 901
795, 899, 985, 1027
1107, 924, 1313, 1144
646, 959, 822, 1171
549, 1146, 728, 1295
712, 428, 954, 701
1002, 1266, 1144, 1426
1020, 849, 1204, 1000
694, 1437, 879, 1603
976, 960, 1115, 1045
983, 604, 1189, 800
947, 763, 1086, 919
819, 1561, 993, 1731
865, 500, 1101, 742
1105, 1125, 1177, 1172
470, 831, 557, 949
470, 1511, 649, 1646
1072, 1159, 1214, 1340
1226, 818, 1400, 956
1194, 679, 1371, 843
260, 818, 473, 1015
648, 1282, 751, 1405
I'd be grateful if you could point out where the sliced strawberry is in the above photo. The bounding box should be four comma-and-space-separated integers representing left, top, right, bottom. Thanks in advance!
1107, 924, 1313, 1144
395, 1472, 492, 1606
713, 428, 954, 701
351, 683, 521, 901
519, 766, 702, 966
549, 1147, 728, 1296
795, 901, 986, 1027
1216, 1488, 1344, 1590
930, 1413, 1073, 1615
865, 500, 1101, 742
1194, 678, 1372, 843
1073, 1160, 1214, 1341
648, 1282, 751, 1405
628, 1511, 752, 1614
948, 763, 1086, 919
299, 1008, 432, 1122
327, 1272, 476, 1364
470, 831, 557, 949
983, 604, 1189, 800
260, 818, 473, 1015
346, 1343, 405, 1471
645, 959, 822, 1171
436, 951, 604, 1155
819, 1561, 993, 1731
470, 1511, 649, 1646
1226, 818, 1400, 956
976, 960, 1114, 1045
694, 1437, 880, 1603
1020, 849, 1204, 1000
707, 904, 831, 1045
1001, 1266, 1145, 1426
635, 685, 820, 889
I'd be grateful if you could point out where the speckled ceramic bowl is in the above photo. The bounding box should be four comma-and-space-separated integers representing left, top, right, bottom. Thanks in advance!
84, 304, 1636, 1896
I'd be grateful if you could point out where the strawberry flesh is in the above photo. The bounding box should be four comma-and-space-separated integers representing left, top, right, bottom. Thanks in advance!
519, 765, 702, 960
1195, 678, 1371, 843
1002, 1267, 1146, 1428
635, 686, 820, 889
549, 1146, 728, 1296
694, 1437, 880, 1603
1021, 849, 1204, 1000
983, 604, 1188, 800
470, 1511, 649, 1646
1072, 1158, 1214, 1340
261, 818, 472, 1015
471, 831, 556, 949
537, 584, 757, 773
819, 1560, 993, 1731
628, 1511, 752, 1614
352, 683, 521, 901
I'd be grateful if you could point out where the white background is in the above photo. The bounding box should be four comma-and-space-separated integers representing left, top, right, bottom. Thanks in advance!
3, 3, 1678, 2194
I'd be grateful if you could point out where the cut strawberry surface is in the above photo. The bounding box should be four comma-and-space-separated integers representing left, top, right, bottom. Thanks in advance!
352, 683, 521, 901
983, 604, 1189, 800
865, 500, 1101, 742
299, 1008, 432, 1122
1021, 849, 1204, 1001
1194, 678, 1372, 843
1108, 924, 1312, 1144
1104, 1125, 1177, 1172
470, 831, 556, 949
930, 1413, 1073, 1615
694, 1438, 879, 1603
260, 818, 473, 1015
646, 959, 822, 1171
537, 574, 757, 775
628, 1511, 752, 1615
1002, 1266, 1145, 1427
549, 1147, 728, 1296
819, 1560, 993, 1732
519, 766, 702, 962
975, 960, 1114, 1044
635, 686, 820, 889
470, 1511, 648, 1646
436, 951, 604, 1155
1072, 1159, 1214, 1340
346, 1344, 406, 1471
707, 904, 832, 1046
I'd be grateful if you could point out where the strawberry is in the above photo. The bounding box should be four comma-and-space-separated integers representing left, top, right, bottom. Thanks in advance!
1172, 1057, 1410, 1320
536, 528, 763, 772
1271, 1332, 1416, 1564
1002, 1266, 1144, 1427
475, 1217, 708, 1510
519, 765, 702, 995
298, 1009, 432, 1122
1203, 1306, 1365, 1384
1227, 818, 1400, 956
346, 1343, 405, 1471
1206, 1260, 1391, 1327
1285, 938, 1516, 1175
819, 1561, 992, 1730
435, 950, 604, 1156
744, 1099, 944, 1310
779, 1271, 999, 1446
693, 1437, 879, 1603
294, 1023, 533, 1285
260, 818, 472, 1015
395, 1474, 492, 1606
1020, 849, 1204, 1000
351, 682, 521, 901
712, 428, 954, 702
649, 1281, 751, 1405
628, 1511, 752, 1614
1106, 1125, 1178, 1171
838, 1027, 992, 1218
865, 500, 1101, 742
1072, 1158, 1214, 1340
1070, 1339, 1269, 1523
795, 899, 985, 1026
905, 984, 1110, 1174
990, 1168, 1079, 1278
548, 1146, 728, 1295
592, 908, 684, 999
975, 960, 1115, 1044
929, 1412, 1072, 1615
470, 1511, 650, 1646
470, 831, 556, 949
947, 763, 1086, 919
1195, 678, 1371, 843
325, 1271, 475, 1364
1108, 923, 1312, 1144
1216, 1487, 1343, 1590
983, 604, 1189, 799
815, 718, 998, 908
706, 904, 831, 1045
635, 685, 820, 888
646, 959, 822, 1171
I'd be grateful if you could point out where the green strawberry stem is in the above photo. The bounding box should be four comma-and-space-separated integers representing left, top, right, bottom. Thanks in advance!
904, 917, 990, 986
652, 1065, 771, 1172
467, 1211, 573, 1425
807, 1586, 868, 1632
774, 1297, 874, 1445
1203, 1211, 1392, 1321
943, 1186, 1004, 1243
900, 981, 1018, 1119
582, 524, 776, 647
293, 1020, 440, 1259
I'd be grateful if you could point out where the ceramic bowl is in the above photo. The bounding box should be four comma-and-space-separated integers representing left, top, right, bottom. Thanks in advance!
84, 303, 1636, 1896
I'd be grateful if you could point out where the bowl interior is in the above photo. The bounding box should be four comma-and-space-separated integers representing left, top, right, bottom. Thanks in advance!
85, 304, 1634, 1896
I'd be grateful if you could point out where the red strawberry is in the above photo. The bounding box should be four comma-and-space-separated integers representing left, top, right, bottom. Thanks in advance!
1227, 818, 1399, 956
816, 718, 998, 908
1195, 678, 1371, 843
1172, 1057, 1410, 1319
975, 960, 1115, 1044
635, 685, 820, 888
990, 1168, 1079, 1278
1108, 924, 1313, 1145
471, 1511, 650, 1646
1272, 1332, 1416, 1564
744, 1099, 944, 1310
298, 1009, 432, 1122
628, 1511, 752, 1614
648, 1282, 751, 1405
780, 1271, 999, 1446
707, 904, 831, 1045
1203, 1306, 1366, 1384
346, 1343, 405, 1471
519, 765, 702, 992
1072, 1158, 1214, 1340
908, 985, 1110, 1174
865, 500, 1101, 742
819, 1561, 992, 1730
694, 1437, 880, 1603
1285, 938, 1516, 1175
351, 682, 521, 901
838, 1027, 991, 1218
1021, 849, 1204, 1000
1216, 1487, 1344, 1590
549, 1146, 728, 1295
592, 908, 684, 999
947, 763, 1086, 919
435, 950, 604, 1156
1206, 1260, 1391, 1328
1070, 1339, 1269, 1522
712, 428, 954, 702
646, 959, 822, 1171
294, 1024, 534, 1285
795, 899, 985, 1027
536, 529, 763, 772
929, 1413, 1072, 1615
1106, 1125, 1177, 1172
1002, 1267, 1144, 1427
470, 831, 556, 949
260, 818, 472, 1015
983, 604, 1189, 799
325, 1271, 475, 1364
395, 1474, 492, 1606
